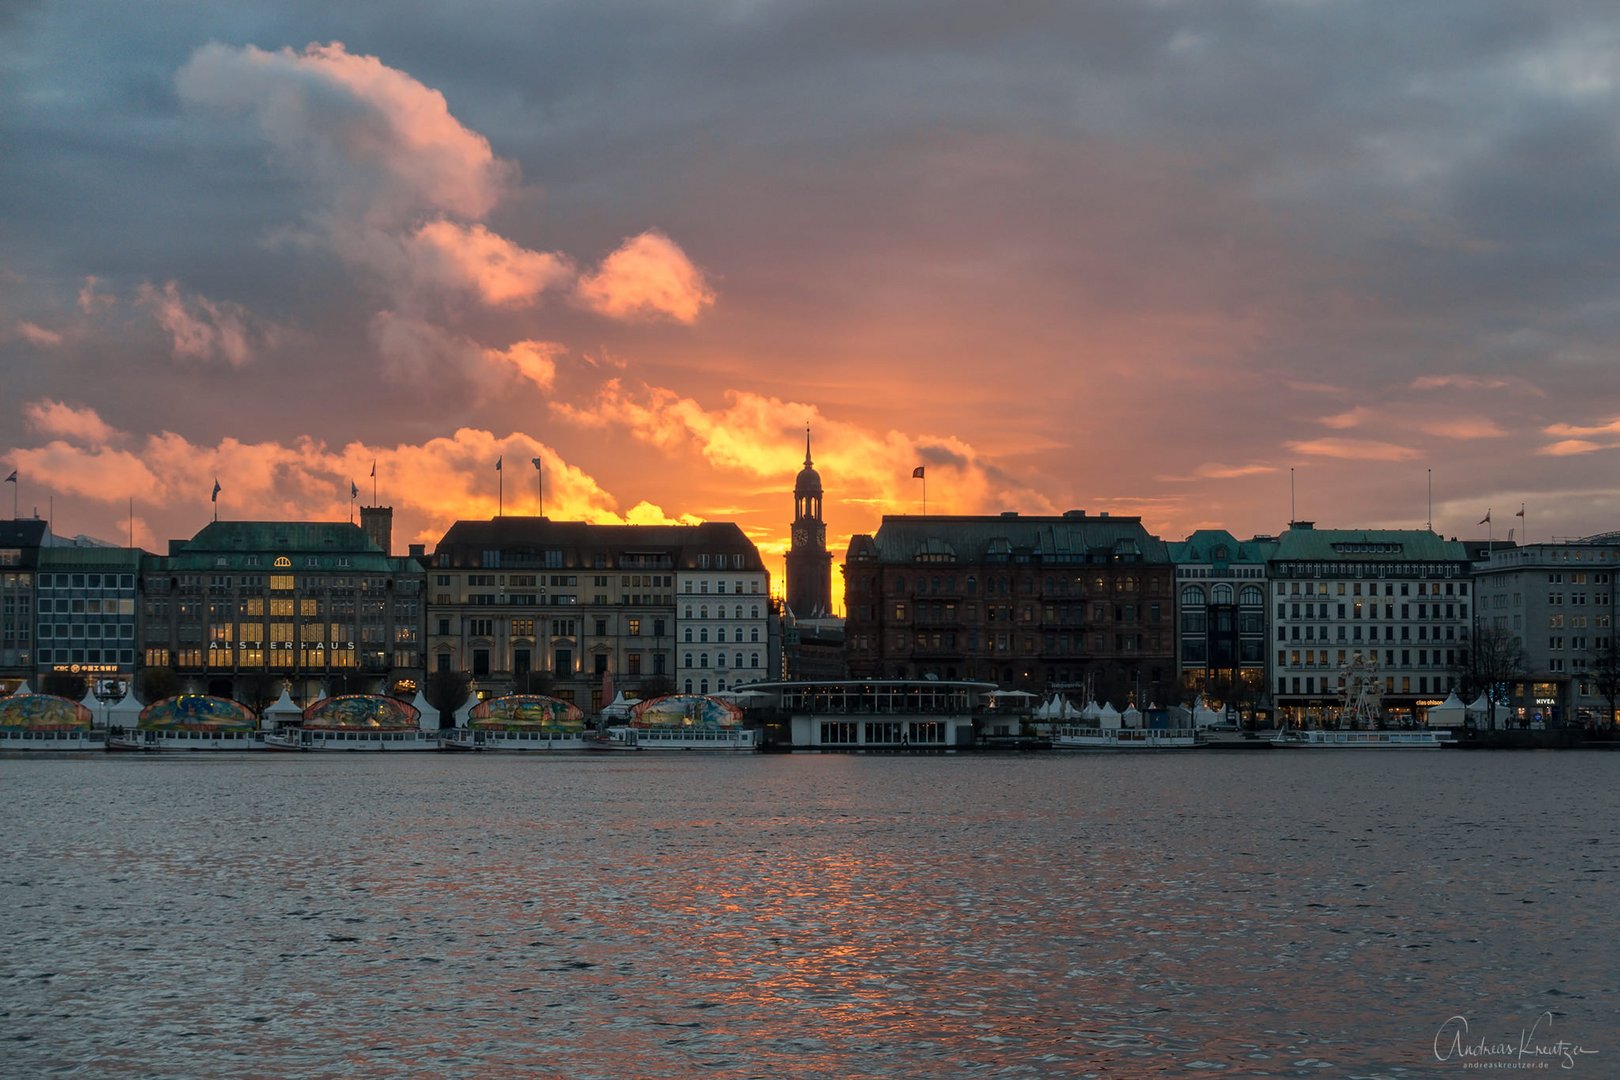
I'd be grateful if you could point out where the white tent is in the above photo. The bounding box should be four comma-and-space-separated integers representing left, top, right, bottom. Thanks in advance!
13, 681, 31, 696
1059, 697, 1080, 720
106, 689, 142, 728
601, 690, 639, 721
264, 686, 304, 730
1193, 697, 1224, 728
1081, 700, 1102, 722
453, 695, 476, 729
79, 686, 103, 726
411, 689, 437, 730
1426, 691, 1467, 728
1121, 704, 1142, 729
1467, 693, 1494, 729
1098, 702, 1122, 730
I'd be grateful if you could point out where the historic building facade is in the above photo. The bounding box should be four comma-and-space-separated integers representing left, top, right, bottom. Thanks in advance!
0, 520, 47, 695
785, 429, 833, 618
1470, 536, 1620, 727
36, 544, 143, 697
426, 518, 770, 708
842, 511, 1176, 702
1267, 523, 1471, 727
1168, 530, 1275, 716
140, 521, 425, 703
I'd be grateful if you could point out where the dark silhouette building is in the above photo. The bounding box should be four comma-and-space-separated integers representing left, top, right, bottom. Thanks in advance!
842, 510, 1176, 702
785, 428, 833, 617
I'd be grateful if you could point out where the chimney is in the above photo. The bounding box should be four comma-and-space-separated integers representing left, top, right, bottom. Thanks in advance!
360, 505, 393, 555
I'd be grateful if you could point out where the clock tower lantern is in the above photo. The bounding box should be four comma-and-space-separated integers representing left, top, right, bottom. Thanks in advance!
786, 427, 833, 617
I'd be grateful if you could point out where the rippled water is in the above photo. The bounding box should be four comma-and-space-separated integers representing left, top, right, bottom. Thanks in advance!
3, 751, 1615, 1077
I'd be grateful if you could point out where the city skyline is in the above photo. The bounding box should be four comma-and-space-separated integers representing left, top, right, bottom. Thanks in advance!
6, 4, 1620, 594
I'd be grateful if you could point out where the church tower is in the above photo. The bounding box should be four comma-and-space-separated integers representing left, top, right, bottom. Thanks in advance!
786, 427, 833, 617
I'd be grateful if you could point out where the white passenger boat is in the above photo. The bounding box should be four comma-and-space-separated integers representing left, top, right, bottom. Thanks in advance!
1272, 728, 1452, 749
589, 724, 760, 752
106, 694, 264, 751
0, 693, 104, 751
265, 693, 436, 752
439, 694, 589, 752
263, 727, 439, 751
1050, 725, 1202, 751
587, 693, 762, 752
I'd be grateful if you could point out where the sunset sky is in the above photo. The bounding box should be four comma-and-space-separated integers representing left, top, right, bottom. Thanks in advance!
5, 3, 1620, 603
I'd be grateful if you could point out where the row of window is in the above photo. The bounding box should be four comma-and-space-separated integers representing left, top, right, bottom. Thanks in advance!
681, 652, 762, 669
36, 573, 136, 590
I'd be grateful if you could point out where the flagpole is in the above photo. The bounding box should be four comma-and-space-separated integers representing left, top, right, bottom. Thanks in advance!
533, 456, 542, 516
497, 457, 504, 518
372, 460, 377, 507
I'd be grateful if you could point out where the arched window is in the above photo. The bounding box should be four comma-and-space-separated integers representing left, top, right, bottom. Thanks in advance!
717, 653, 726, 668
735, 605, 743, 619
717, 628, 727, 643
750, 628, 759, 642
734, 652, 743, 668
684, 628, 693, 642
684, 679, 693, 693
683, 652, 693, 668
700, 605, 708, 619
1212, 583, 1233, 605
700, 653, 709, 668
1240, 585, 1264, 606
1181, 585, 1206, 607
700, 628, 709, 643
750, 653, 759, 668
684, 605, 692, 618
700, 678, 709, 693
751, 605, 759, 618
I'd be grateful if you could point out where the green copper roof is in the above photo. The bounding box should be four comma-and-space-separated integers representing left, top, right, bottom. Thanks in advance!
1167, 529, 1277, 567
854, 512, 1170, 564
1271, 526, 1468, 562
151, 521, 418, 574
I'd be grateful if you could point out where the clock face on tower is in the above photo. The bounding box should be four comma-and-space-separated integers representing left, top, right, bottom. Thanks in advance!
793, 526, 808, 546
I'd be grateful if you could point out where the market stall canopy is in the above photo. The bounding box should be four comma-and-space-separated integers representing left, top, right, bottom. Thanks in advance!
631, 694, 744, 728
302, 694, 420, 731
139, 694, 257, 731
0, 693, 92, 730
469, 694, 584, 731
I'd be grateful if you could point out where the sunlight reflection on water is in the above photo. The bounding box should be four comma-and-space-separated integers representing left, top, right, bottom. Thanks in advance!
2, 752, 1615, 1077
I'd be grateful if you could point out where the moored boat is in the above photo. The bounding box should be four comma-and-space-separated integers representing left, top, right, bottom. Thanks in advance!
108, 694, 264, 751
612, 693, 761, 752
267, 693, 435, 751
1272, 728, 1452, 749
1050, 725, 1202, 751
439, 694, 589, 752
0, 693, 104, 751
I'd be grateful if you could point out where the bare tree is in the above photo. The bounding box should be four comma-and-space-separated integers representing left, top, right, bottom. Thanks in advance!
425, 669, 471, 729
137, 666, 180, 705
1454, 625, 1527, 731
1579, 635, 1620, 732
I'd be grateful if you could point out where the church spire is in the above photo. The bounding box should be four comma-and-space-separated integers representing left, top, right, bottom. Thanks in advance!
804, 423, 813, 468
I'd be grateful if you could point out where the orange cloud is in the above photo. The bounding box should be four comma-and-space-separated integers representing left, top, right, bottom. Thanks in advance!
77, 275, 115, 314
552, 378, 1055, 522
135, 281, 266, 367
15, 321, 62, 347
1419, 416, 1507, 439
177, 41, 510, 224
25, 401, 117, 446
1284, 437, 1421, 461
1158, 462, 1278, 482
6, 411, 699, 553
1544, 416, 1620, 438
406, 219, 572, 306
1538, 439, 1605, 456
1318, 406, 1371, 430
370, 312, 562, 397
1410, 374, 1511, 391
575, 230, 715, 323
